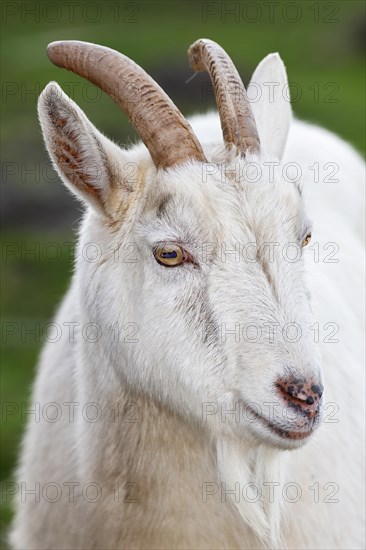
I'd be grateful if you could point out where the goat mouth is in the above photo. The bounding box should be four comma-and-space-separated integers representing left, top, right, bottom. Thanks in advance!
246, 405, 316, 441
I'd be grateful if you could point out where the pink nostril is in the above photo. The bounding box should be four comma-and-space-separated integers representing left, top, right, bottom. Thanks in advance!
276, 378, 323, 413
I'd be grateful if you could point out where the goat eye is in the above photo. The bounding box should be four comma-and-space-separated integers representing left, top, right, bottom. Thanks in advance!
154, 244, 185, 267
301, 232, 312, 248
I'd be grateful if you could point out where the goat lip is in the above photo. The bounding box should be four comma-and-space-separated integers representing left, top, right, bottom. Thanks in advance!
265, 422, 314, 441
245, 405, 316, 441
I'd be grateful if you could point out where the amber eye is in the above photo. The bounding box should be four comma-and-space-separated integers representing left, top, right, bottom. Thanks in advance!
154, 243, 185, 267
301, 232, 312, 248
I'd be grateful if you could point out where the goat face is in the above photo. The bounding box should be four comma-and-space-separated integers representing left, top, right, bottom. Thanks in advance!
38, 42, 323, 451
80, 153, 322, 452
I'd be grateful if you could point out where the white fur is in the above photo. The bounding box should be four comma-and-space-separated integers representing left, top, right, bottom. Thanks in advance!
9, 52, 365, 549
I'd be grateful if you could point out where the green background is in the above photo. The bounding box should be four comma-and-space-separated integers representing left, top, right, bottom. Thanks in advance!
1, 0, 365, 543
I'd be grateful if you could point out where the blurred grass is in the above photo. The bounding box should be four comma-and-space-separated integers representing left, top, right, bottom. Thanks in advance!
1, 0, 365, 148
1, 233, 75, 460
1, 0, 365, 540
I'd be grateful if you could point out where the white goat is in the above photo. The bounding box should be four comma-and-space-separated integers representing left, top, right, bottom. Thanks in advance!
10, 39, 365, 549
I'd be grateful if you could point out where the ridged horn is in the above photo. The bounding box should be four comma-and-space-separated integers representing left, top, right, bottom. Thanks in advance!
47, 40, 206, 168
188, 38, 260, 155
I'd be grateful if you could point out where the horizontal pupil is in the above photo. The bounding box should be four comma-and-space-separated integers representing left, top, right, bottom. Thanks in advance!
161, 251, 177, 258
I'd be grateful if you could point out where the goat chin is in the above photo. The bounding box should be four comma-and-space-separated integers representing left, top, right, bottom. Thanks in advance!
217, 437, 287, 549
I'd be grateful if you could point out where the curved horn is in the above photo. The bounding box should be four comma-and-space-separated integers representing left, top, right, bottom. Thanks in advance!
47, 40, 206, 168
188, 38, 260, 155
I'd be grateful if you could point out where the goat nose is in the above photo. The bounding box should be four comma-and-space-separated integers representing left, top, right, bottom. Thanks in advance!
276, 377, 323, 416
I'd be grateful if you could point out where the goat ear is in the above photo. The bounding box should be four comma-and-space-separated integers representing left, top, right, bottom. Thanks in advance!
38, 82, 139, 219
248, 53, 291, 160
